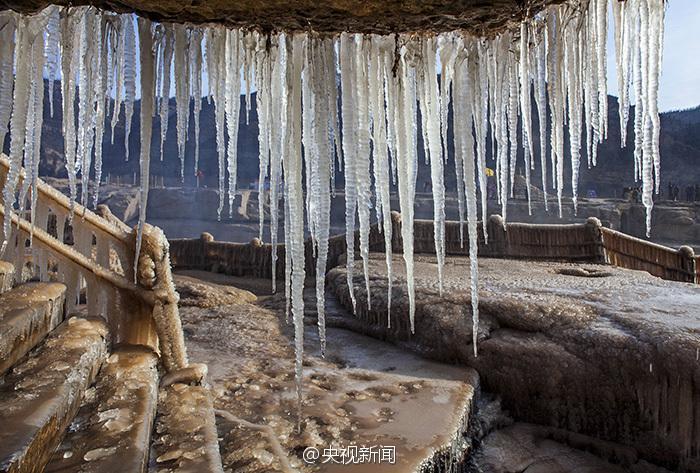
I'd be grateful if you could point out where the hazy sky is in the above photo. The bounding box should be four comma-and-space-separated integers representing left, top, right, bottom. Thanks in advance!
607, 0, 700, 112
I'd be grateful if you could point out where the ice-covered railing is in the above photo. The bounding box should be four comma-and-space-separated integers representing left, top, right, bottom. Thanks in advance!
601, 227, 697, 283
0, 153, 189, 372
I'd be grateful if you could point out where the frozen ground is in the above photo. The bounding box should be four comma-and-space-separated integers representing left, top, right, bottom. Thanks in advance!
170, 266, 689, 472
327, 254, 700, 472
174, 270, 477, 472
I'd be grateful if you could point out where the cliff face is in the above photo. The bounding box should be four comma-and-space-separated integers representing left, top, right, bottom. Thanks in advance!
1, 0, 564, 34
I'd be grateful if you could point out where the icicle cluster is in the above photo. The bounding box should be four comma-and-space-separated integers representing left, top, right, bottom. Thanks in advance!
0, 0, 667, 410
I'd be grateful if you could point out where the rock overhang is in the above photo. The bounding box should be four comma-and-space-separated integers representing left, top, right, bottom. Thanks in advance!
1, 0, 567, 35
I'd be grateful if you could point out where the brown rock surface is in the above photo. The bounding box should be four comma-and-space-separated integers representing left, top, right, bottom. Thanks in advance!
2, 0, 564, 34
327, 254, 700, 472
175, 270, 478, 472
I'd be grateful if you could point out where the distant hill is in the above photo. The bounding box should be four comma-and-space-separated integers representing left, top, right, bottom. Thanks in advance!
4, 80, 700, 200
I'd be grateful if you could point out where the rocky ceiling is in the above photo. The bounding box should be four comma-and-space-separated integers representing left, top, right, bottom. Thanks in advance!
1, 0, 567, 35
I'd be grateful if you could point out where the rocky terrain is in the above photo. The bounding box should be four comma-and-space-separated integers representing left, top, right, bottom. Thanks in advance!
169, 265, 697, 472
174, 270, 479, 472
326, 254, 700, 472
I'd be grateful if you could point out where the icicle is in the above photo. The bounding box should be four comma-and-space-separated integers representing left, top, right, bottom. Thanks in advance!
533, 22, 549, 211
565, 16, 583, 213
256, 34, 272, 241
282, 34, 306, 421
159, 24, 174, 160
44, 7, 60, 118
507, 49, 519, 200
439, 35, 464, 246
648, 0, 664, 195
339, 33, 358, 312
77, 9, 100, 210
305, 36, 335, 355
225, 29, 242, 220
0, 12, 16, 150
269, 35, 284, 293
122, 14, 136, 161
454, 46, 480, 356
474, 40, 490, 237
613, 1, 628, 147
418, 36, 446, 295
174, 24, 190, 181
28, 23, 47, 234
190, 28, 204, 178
354, 35, 373, 310
394, 36, 418, 333
60, 8, 83, 215
93, 14, 111, 208
133, 17, 156, 280
369, 35, 394, 326
519, 22, 534, 214
206, 27, 226, 221
243, 33, 255, 125
546, 13, 565, 217
596, 0, 609, 141
2, 13, 48, 253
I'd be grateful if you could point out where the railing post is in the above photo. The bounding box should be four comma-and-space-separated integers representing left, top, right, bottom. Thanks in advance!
678, 245, 696, 283
585, 217, 606, 263
487, 214, 507, 257
390, 211, 402, 254
200, 232, 214, 270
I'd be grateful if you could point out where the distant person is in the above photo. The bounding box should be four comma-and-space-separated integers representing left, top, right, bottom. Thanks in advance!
668, 182, 673, 201
695, 184, 700, 202
196, 169, 205, 188
687, 185, 696, 202
673, 185, 680, 202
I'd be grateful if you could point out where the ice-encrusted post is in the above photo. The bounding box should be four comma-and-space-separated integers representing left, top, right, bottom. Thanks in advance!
390, 211, 403, 254
585, 216, 606, 264
678, 245, 696, 284
486, 215, 507, 257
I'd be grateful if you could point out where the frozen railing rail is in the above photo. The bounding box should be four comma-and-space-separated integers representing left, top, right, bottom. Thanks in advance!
0, 154, 188, 373
170, 212, 699, 285
600, 227, 697, 283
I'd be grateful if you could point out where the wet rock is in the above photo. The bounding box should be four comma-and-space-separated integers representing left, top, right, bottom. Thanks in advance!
327, 254, 700, 472
178, 271, 479, 472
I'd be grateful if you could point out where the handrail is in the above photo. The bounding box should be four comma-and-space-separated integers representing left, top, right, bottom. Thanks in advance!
0, 205, 156, 304
0, 154, 132, 244
0, 154, 188, 373
170, 213, 697, 285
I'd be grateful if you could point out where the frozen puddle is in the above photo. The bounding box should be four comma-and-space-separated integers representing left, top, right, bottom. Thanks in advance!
303, 325, 478, 473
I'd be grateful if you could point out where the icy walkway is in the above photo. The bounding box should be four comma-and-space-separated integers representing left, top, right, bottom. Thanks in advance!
174, 270, 477, 472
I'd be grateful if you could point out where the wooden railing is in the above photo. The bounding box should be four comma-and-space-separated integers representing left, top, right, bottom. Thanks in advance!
170, 211, 698, 285
0, 154, 188, 373
600, 227, 697, 283
170, 223, 386, 279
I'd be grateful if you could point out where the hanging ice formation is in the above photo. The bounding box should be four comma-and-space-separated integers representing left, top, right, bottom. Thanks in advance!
0, 1, 667, 409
